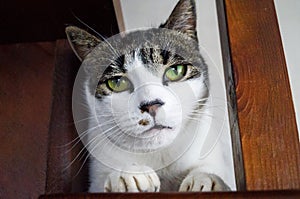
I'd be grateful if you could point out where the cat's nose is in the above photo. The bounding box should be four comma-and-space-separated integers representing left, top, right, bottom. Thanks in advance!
139, 99, 165, 117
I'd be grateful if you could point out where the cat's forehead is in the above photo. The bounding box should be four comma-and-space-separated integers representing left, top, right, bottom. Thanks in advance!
98, 48, 168, 74
100, 47, 189, 79
83, 28, 204, 76
124, 48, 182, 71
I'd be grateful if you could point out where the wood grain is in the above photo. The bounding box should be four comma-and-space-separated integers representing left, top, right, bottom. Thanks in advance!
216, 0, 246, 191
45, 40, 88, 194
224, 0, 300, 190
113, 0, 126, 32
39, 190, 300, 199
0, 42, 56, 199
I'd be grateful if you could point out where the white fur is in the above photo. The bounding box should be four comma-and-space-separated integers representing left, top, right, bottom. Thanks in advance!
73, 56, 234, 192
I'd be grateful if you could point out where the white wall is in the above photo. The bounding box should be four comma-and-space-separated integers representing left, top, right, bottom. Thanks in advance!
275, 0, 300, 140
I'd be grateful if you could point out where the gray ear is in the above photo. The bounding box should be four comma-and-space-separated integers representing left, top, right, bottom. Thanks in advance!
65, 26, 101, 61
160, 0, 197, 40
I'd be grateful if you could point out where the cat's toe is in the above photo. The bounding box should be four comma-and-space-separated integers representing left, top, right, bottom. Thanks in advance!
130, 172, 160, 192
104, 165, 160, 192
104, 172, 135, 192
179, 172, 230, 192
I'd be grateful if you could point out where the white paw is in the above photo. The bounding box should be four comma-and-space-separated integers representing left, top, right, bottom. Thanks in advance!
104, 165, 160, 192
179, 172, 230, 192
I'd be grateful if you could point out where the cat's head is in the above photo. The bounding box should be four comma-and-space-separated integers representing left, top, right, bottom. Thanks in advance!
67, 0, 209, 153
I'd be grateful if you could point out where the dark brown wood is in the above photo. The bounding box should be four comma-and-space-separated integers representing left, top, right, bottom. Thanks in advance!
40, 190, 300, 199
0, 0, 119, 44
224, 0, 300, 190
0, 42, 56, 199
45, 40, 88, 194
216, 0, 246, 191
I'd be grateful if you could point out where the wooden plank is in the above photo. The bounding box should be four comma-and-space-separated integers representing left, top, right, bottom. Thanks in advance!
112, 0, 126, 32
216, 0, 246, 191
45, 40, 88, 194
39, 190, 300, 199
0, 42, 56, 199
224, 0, 300, 190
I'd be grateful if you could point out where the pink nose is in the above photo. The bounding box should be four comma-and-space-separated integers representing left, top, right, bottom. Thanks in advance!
139, 99, 165, 117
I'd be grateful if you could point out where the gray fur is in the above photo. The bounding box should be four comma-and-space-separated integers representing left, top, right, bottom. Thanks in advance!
66, 0, 232, 192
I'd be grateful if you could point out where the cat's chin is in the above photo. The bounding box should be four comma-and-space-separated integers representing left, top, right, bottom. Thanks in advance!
107, 126, 179, 152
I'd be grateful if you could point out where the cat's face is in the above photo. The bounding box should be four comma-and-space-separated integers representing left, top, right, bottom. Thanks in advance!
68, 0, 209, 153
92, 46, 208, 152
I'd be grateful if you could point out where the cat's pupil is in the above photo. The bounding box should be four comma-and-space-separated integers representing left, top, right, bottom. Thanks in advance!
172, 67, 179, 75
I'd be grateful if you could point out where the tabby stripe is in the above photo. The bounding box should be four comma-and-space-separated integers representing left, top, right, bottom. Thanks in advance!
160, 49, 170, 65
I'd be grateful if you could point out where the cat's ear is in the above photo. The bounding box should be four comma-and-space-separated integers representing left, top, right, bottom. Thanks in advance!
65, 26, 101, 61
160, 0, 197, 40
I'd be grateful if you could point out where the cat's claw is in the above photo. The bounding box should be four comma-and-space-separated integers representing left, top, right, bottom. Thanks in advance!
104, 165, 160, 192
179, 172, 230, 192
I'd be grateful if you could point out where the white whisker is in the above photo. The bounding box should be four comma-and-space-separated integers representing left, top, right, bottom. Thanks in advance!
59, 118, 116, 150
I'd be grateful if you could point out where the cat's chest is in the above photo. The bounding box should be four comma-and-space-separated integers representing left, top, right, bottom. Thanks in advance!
157, 165, 189, 191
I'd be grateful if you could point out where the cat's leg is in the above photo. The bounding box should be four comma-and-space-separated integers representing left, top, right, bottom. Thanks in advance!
104, 164, 160, 192
179, 168, 230, 192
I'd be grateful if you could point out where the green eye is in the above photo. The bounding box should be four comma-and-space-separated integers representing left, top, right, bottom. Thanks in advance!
165, 65, 187, 81
107, 76, 131, 92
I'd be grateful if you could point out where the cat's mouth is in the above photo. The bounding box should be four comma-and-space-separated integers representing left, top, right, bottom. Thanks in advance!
142, 124, 172, 135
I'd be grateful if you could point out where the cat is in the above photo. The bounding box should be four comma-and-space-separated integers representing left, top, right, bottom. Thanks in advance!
66, 0, 233, 192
